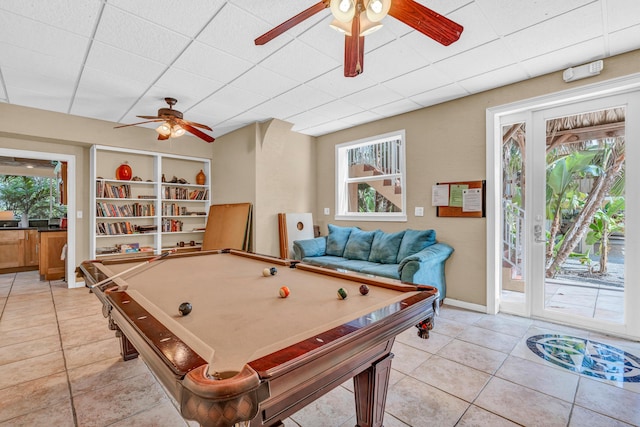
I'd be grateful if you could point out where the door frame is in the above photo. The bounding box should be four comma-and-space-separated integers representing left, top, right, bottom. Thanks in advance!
0, 147, 77, 287
486, 73, 640, 339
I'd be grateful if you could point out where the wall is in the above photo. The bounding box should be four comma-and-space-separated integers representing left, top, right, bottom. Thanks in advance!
0, 103, 214, 266
212, 119, 316, 255
315, 49, 640, 307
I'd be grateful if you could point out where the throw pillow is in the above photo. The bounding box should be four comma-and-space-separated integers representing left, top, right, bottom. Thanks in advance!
368, 230, 405, 264
343, 228, 377, 261
396, 229, 436, 262
325, 224, 354, 256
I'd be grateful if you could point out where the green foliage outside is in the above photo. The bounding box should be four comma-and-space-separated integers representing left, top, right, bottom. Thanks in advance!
0, 175, 66, 220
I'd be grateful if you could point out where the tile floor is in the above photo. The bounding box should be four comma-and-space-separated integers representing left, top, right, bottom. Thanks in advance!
1, 270, 639, 427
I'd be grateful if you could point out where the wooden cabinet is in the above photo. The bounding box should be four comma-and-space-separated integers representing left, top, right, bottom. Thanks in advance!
24, 229, 39, 266
39, 230, 67, 280
0, 230, 24, 269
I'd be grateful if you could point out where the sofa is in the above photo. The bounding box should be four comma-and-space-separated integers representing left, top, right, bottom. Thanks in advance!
292, 224, 454, 299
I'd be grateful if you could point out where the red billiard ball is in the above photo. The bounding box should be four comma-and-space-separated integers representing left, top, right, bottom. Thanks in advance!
279, 286, 290, 298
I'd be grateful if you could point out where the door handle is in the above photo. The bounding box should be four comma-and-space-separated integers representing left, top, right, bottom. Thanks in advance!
534, 224, 547, 243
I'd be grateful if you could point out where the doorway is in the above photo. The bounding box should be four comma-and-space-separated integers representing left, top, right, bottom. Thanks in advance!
0, 148, 77, 287
487, 75, 640, 340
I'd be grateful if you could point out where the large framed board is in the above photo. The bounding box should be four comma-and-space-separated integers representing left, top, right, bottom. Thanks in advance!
435, 180, 486, 218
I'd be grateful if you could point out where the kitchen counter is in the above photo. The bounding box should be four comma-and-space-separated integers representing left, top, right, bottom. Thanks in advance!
0, 226, 65, 232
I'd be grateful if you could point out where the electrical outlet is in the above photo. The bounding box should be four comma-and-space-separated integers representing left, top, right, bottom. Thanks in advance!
414, 207, 424, 217
76, 210, 83, 219
323, 208, 330, 215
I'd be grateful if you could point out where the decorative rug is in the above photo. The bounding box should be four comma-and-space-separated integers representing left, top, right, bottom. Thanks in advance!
526, 334, 640, 382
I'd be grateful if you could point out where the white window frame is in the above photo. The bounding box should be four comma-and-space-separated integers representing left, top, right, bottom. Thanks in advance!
335, 130, 407, 222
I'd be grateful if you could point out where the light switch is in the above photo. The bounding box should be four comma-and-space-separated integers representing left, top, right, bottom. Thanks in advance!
415, 207, 424, 217
76, 210, 83, 219
323, 208, 330, 215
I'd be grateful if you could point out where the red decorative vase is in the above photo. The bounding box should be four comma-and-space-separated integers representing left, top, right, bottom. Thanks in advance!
116, 162, 132, 181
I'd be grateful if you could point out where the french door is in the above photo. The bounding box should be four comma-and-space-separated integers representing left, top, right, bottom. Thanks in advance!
491, 79, 640, 340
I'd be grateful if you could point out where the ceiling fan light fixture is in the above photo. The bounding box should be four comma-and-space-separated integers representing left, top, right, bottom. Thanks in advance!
330, 0, 356, 22
171, 124, 186, 138
156, 123, 171, 136
329, 19, 352, 35
365, 0, 390, 22
359, 14, 383, 36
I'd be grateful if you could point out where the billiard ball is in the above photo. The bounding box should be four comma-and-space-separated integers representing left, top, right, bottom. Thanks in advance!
337, 288, 348, 300
179, 302, 192, 316
279, 286, 290, 298
262, 267, 278, 277
359, 285, 369, 295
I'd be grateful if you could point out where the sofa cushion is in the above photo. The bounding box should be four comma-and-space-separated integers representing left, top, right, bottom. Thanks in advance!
302, 256, 349, 269
359, 263, 401, 280
326, 224, 354, 256
396, 229, 436, 262
343, 228, 376, 261
368, 230, 405, 264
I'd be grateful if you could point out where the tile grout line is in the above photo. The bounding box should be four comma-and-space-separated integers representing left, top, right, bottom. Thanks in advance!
47, 280, 80, 427
0, 273, 16, 323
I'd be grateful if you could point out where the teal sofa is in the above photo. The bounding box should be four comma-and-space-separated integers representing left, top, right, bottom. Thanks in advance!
292, 224, 454, 299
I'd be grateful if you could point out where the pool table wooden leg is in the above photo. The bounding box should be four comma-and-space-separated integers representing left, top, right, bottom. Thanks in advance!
115, 329, 139, 361
353, 351, 394, 427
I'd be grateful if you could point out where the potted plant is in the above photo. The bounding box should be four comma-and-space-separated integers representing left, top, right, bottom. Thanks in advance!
0, 176, 57, 227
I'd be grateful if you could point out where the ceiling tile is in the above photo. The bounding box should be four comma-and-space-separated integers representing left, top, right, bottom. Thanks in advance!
520, 38, 606, 78
107, 0, 225, 37
95, 5, 191, 64
410, 83, 469, 108
297, 120, 353, 136
0, 43, 82, 85
474, 0, 595, 36
153, 68, 225, 108
259, 39, 341, 82
251, 98, 301, 121
370, 98, 423, 117
609, 25, 640, 56
3, 86, 70, 113
272, 84, 336, 111
342, 110, 384, 126
228, 66, 299, 99
342, 85, 404, 109
306, 67, 378, 98
304, 99, 364, 121
361, 39, 431, 82
197, 3, 288, 62
0, 11, 90, 63
432, 39, 518, 82
383, 65, 454, 98
85, 41, 166, 85
458, 64, 530, 94
0, 0, 102, 37
190, 84, 268, 124
2, 64, 76, 101
607, 0, 640, 32
503, 2, 604, 62
230, 0, 328, 36
173, 41, 254, 84
287, 110, 335, 132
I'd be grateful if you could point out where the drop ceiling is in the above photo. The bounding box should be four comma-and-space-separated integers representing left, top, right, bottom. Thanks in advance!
0, 0, 639, 139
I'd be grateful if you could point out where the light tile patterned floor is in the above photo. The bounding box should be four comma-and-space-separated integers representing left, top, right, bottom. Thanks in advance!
1, 270, 639, 426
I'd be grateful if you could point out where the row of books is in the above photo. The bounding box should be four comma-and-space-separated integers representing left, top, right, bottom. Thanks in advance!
97, 182, 131, 199
162, 187, 209, 200
96, 222, 136, 236
162, 203, 189, 216
162, 218, 183, 232
96, 202, 155, 217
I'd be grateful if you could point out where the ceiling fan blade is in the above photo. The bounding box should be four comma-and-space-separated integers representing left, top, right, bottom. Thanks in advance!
114, 120, 163, 129
388, 0, 463, 46
136, 115, 162, 120
344, 14, 364, 77
180, 119, 213, 131
255, 0, 330, 45
182, 123, 215, 143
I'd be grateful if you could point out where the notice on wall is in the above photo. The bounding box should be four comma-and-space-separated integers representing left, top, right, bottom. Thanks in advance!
431, 184, 450, 206
449, 184, 468, 207
462, 188, 482, 212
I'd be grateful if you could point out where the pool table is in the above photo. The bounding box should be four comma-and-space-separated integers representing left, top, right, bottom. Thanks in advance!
80, 249, 439, 427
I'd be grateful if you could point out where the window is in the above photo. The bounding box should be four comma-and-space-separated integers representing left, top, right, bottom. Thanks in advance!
335, 130, 406, 221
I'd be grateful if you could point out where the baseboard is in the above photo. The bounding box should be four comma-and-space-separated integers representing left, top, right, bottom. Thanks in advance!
442, 298, 488, 314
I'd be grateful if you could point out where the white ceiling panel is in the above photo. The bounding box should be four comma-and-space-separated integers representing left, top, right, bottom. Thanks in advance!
0, 0, 102, 37
1, 0, 638, 139
0, 11, 90, 63
108, 0, 225, 37
173, 41, 253, 84
95, 6, 191, 65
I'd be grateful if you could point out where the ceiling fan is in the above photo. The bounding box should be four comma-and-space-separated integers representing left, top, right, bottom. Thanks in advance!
115, 97, 215, 143
255, 0, 463, 77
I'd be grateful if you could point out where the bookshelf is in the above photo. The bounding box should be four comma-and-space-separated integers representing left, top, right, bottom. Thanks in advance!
90, 145, 211, 258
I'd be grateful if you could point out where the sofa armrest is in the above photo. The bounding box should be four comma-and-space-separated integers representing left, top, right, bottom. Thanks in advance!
398, 242, 454, 298
292, 237, 327, 260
